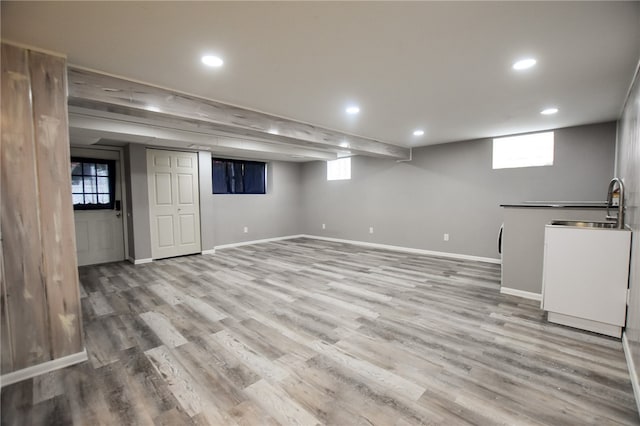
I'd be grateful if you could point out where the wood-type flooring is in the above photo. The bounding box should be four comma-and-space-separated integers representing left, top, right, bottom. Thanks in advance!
2, 238, 638, 425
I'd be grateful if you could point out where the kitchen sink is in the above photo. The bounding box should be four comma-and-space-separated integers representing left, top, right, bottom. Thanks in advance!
549, 220, 617, 229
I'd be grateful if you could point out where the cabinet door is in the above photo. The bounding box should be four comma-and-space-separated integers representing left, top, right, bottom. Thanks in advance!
542, 226, 630, 326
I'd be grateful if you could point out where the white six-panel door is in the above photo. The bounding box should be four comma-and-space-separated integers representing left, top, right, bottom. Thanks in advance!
147, 149, 201, 259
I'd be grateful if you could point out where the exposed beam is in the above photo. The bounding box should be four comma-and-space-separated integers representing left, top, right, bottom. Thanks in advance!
67, 67, 410, 160
68, 112, 338, 161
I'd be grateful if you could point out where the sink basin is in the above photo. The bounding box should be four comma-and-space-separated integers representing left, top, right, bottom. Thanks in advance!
549, 220, 617, 229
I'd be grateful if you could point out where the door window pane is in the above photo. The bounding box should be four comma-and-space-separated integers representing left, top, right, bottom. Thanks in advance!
83, 177, 97, 193
97, 177, 109, 193
83, 163, 96, 176
71, 162, 82, 175
70, 158, 116, 210
96, 163, 109, 176
71, 175, 83, 192
84, 194, 97, 205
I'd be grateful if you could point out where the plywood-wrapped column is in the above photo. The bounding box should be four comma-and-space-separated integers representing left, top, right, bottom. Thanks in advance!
1, 43, 85, 381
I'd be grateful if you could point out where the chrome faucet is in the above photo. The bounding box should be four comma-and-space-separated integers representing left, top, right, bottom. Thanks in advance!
606, 178, 625, 229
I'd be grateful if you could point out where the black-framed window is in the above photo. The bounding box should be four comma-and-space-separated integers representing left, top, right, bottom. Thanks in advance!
71, 157, 116, 210
212, 158, 266, 194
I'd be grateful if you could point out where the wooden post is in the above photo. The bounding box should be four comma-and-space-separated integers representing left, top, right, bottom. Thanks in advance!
29, 50, 83, 359
1, 43, 84, 376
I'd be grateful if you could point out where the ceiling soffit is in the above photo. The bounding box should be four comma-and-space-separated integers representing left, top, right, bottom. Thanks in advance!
67, 67, 410, 161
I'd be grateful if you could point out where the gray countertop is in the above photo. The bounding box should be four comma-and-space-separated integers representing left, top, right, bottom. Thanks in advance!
500, 201, 608, 209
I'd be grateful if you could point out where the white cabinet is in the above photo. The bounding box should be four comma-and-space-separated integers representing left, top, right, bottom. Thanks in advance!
541, 225, 631, 337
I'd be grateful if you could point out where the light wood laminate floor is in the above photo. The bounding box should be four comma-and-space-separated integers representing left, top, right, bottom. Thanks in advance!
2, 238, 638, 425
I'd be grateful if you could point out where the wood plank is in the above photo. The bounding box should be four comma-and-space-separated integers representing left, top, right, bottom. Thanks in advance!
244, 379, 322, 426
32, 369, 65, 404
94, 358, 156, 425
211, 330, 289, 382
145, 345, 239, 425
0, 42, 51, 370
88, 291, 115, 316
144, 345, 202, 418
227, 400, 279, 426
1, 251, 13, 373
308, 339, 426, 401
29, 49, 84, 360
139, 311, 188, 348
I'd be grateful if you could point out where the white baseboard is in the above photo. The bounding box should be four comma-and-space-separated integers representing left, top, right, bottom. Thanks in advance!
623, 332, 640, 416
215, 234, 306, 251
301, 234, 502, 265
127, 256, 153, 265
201, 248, 216, 255
499, 286, 542, 301
1, 349, 88, 388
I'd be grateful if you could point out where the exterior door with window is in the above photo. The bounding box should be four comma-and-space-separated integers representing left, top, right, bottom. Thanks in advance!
147, 149, 201, 259
71, 148, 125, 266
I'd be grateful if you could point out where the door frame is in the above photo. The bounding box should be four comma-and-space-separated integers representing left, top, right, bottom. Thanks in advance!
70, 144, 129, 262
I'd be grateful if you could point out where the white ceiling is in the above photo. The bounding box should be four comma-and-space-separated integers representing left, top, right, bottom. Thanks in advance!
2, 1, 639, 148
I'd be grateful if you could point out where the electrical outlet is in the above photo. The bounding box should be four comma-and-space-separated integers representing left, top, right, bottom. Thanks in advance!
243, 226, 248, 233
369, 226, 374, 234
444, 233, 449, 241
322, 223, 326, 230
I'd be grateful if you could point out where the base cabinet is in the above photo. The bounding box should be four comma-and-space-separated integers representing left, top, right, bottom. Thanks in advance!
541, 225, 631, 338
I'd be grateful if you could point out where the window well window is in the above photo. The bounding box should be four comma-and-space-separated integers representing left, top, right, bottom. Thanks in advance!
71, 158, 116, 210
212, 158, 266, 194
327, 157, 351, 181
492, 131, 554, 169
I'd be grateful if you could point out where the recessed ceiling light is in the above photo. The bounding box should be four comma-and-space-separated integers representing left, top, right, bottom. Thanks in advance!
340, 141, 350, 148
201, 55, 224, 67
146, 105, 160, 112
413, 129, 425, 136
268, 128, 279, 135
513, 58, 537, 70
540, 107, 559, 115
346, 106, 360, 115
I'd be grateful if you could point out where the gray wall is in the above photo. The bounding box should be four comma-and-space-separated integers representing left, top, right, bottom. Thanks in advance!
198, 151, 303, 247
123, 144, 135, 258
198, 151, 216, 252
122, 121, 615, 262
617, 64, 640, 402
300, 122, 616, 260
124, 143, 152, 260
123, 146, 302, 260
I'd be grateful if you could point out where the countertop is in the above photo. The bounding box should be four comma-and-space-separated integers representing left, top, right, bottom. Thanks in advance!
500, 201, 608, 209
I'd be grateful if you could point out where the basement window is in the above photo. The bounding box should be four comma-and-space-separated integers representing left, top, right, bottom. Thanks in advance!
212, 158, 266, 194
327, 157, 351, 181
492, 131, 554, 169
71, 158, 116, 210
